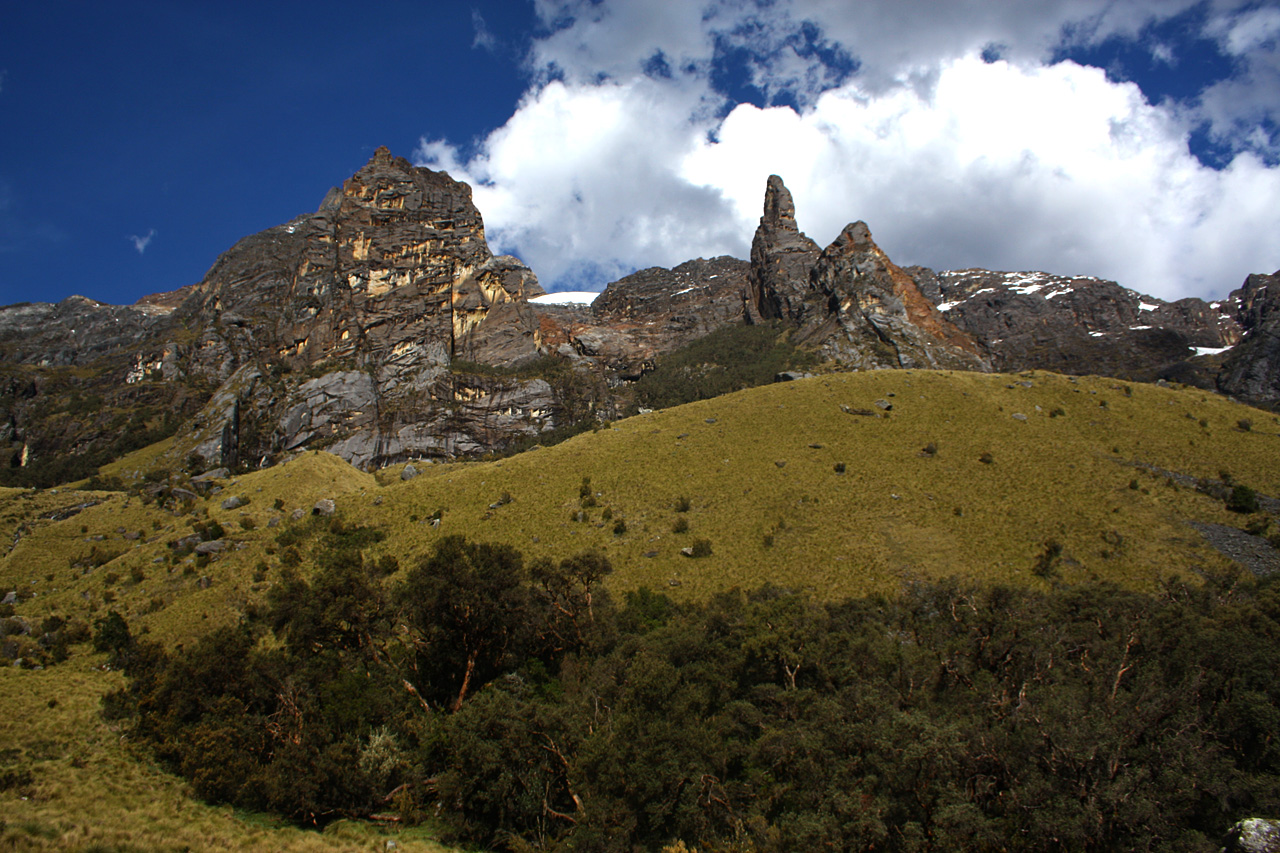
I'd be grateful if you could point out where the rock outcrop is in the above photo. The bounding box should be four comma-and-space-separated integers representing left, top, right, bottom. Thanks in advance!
532, 256, 750, 379
1219, 272, 1280, 408
921, 268, 1240, 383
746, 176, 987, 371
1221, 818, 1280, 853
747, 176, 822, 324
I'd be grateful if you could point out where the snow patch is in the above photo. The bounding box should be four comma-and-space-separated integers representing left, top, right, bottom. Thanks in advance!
530, 291, 600, 305
1191, 345, 1232, 357
1139, 302, 1159, 312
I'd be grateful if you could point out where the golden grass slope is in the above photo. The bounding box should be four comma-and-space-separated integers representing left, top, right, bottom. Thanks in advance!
364, 369, 1280, 600
0, 369, 1278, 849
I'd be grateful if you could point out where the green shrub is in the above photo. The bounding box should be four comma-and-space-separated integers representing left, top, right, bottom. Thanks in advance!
690, 539, 713, 558
1226, 484, 1260, 514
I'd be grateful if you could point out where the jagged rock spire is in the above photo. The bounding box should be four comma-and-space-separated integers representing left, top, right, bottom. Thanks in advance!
744, 174, 986, 370
747, 176, 821, 322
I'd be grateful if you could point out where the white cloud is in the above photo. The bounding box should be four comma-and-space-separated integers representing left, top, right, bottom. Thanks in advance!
129, 229, 156, 255
418, 0, 1280, 299
419, 77, 740, 289
1200, 5, 1280, 160
682, 56, 1279, 299
471, 9, 498, 53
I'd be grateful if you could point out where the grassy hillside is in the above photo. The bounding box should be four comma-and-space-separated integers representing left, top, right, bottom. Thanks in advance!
1, 369, 1278, 849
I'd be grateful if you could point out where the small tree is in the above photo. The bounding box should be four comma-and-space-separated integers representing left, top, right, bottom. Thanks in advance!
397, 536, 531, 711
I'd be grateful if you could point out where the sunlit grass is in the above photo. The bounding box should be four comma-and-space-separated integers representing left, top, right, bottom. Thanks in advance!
1, 369, 1277, 848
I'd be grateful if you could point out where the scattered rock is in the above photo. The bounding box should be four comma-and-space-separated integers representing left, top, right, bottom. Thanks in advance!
313, 499, 336, 517
1221, 818, 1280, 853
1012, 413, 1028, 421
192, 468, 230, 483
775, 371, 813, 382
401, 465, 419, 481
290, 508, 306, 521
2, 591, 16, 605
874, 399, 893, 411
221, 495, 244, 510
775, 460, 787, 468
194, 540, 226, 555
1189, 522, 1280, 577
373, 495, 384, 506
196, 576, 213, 590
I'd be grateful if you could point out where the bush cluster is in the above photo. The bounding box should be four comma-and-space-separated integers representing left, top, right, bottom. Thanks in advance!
105, 538, 1280, 851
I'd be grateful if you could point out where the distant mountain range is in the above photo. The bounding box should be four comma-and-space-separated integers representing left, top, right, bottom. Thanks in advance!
0, 147, 1276, 484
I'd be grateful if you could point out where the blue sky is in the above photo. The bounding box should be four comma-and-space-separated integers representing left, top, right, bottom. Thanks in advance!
2, 1, 1278, 307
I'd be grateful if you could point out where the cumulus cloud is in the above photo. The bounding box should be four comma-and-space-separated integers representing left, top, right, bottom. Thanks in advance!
418, 0, 1280, 299
128, 229, 156, 255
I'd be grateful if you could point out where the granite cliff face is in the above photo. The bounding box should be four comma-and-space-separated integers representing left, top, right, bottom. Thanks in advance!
0, 150, 1276, 484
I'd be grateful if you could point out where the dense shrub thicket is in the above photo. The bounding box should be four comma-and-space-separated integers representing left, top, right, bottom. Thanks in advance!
104, 531, 1280, 851
633, 321, 817, 409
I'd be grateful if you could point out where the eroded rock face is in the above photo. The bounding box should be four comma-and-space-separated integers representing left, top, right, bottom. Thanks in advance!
1219, 272, 1280, 407
534, 257, 750, 379
153, 150, 576, 470
801, 222, 987, 370
746, 177, 987, 371
747, 176, 822, 324
923, 268, 1240, 383
180, 146, 544, 373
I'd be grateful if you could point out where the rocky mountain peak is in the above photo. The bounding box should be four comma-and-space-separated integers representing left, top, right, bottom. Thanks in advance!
2, 147, 1279, 488
747, 176, 822, 322
746, 178, 986, 370
803, 219, 987, 369
338, 146, 482, 224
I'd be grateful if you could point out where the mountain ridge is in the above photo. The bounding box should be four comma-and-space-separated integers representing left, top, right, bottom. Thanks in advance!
0, 147, 1276, 485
